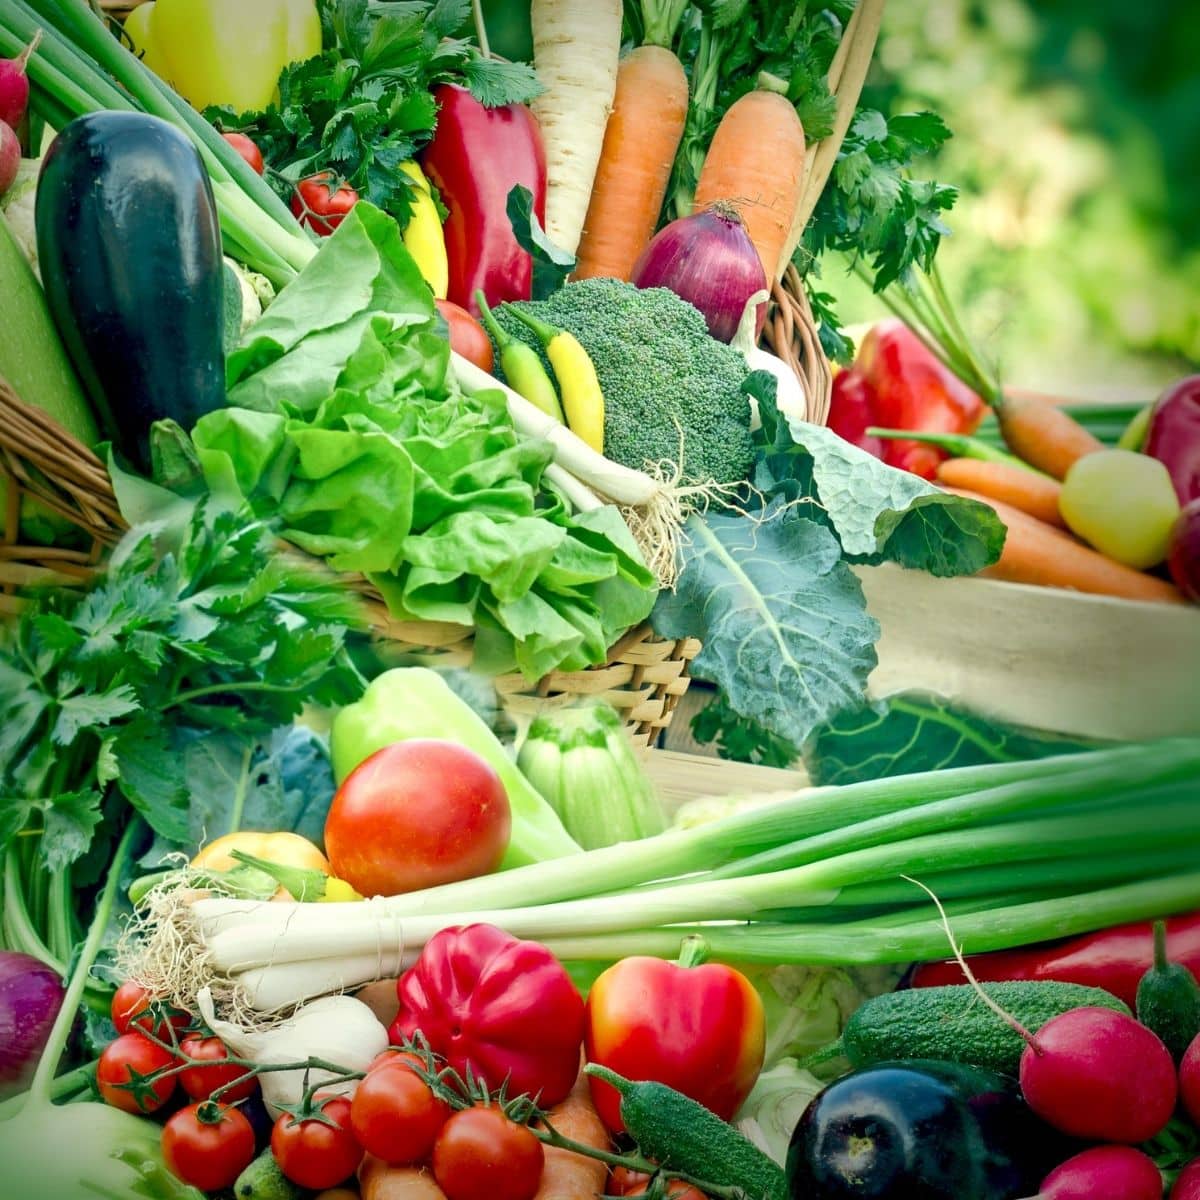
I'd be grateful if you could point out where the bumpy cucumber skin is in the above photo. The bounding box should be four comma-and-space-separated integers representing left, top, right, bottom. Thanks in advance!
610, 1075, 787, 1200
1137, 962, 1200, 1062
844, 982, 1130, 1076
234, 1148, 304, 1200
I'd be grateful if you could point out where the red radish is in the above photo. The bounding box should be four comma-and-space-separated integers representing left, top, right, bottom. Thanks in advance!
1035, 1146, 1162, 1200
0, 120, 19, 198
1181, 1032, 1200, 1123
1019, 1007, 1177, 1142
1172, 1158, 1200, 1200
0, 30, 39, 131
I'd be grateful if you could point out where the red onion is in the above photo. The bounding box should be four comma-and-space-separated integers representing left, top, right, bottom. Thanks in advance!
0, 952, 64, 1099
631, 203, 767, 343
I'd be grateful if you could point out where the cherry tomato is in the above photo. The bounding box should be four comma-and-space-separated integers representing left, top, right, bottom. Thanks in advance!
325, 740, 510, 897
110, 980, 188, 1041
368, 1048, 427, 1072
178, 1034, 258, 1103
96, 1032, 178, 1114
221, 131, 265, 175
271, 1094, 364, 1191
627, 1181, 707, 1200
291, 172, 359, 237
351, 1057, 452, 1165
435, 299, 494, 374
432, 1106, 544, 1200
162, 1102, 256, 1192
610, 1166, 652, 1195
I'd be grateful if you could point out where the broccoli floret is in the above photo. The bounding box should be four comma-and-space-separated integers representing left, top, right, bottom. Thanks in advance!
494, 279, 756, 487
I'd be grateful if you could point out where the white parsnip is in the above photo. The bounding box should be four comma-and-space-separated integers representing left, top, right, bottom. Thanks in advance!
530, 0, 623, 256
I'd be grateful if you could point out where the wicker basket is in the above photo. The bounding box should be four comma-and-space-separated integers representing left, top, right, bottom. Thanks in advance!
762, 265, 834, 427
0, 379, 699, 747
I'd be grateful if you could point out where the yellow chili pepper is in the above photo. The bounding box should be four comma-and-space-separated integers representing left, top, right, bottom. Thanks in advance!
475, 292, 565, 422
400, 162, 449, 300
125, 0, 321, 114
504, 306, 605, 453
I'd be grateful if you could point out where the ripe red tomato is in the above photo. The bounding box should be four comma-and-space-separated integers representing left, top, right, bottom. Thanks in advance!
324, 740, 511, 897
609, 1166, 652, 1195
162, 1102, 256, 1192
110, 980, 188, 1041
291, 172, 359, 236
432, 1106, 544, 1200
97, 1032, 178, 1114
350, 1057, 452, 1165
271, 1094, 363, 1190
435, 299, 494, 374
178, 1034, 258, 1103
221, 132, 265, 175
627, 1181, 706, 1200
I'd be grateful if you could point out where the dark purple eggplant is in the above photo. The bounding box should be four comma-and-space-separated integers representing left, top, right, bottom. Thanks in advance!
785, 1059, 1066, 1199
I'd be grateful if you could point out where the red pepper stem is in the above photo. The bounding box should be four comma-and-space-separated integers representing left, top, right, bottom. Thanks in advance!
502, 303, 559, 347
676, 934, 710, 969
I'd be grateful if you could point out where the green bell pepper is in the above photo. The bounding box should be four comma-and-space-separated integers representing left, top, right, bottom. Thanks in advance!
330, 668, 581, 869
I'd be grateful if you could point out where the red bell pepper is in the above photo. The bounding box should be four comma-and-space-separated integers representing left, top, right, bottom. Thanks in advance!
583, 938, 765, 1134
420, 84, 546, 316
909, 911, 1200, 1010
1146, 374, 1200, 506
389, 924, 585, 1107
827, 319, 986, 479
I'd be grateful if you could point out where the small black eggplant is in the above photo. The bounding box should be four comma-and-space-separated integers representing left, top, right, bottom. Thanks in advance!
36, 111, 225, 469
785, 1059, 1064, 1199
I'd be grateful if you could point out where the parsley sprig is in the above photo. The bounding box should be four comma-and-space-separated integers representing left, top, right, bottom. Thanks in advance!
209, 0, 543, 230
0, 500, 364, 975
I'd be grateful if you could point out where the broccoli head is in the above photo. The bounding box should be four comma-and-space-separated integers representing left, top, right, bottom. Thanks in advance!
493, 279, 757, 487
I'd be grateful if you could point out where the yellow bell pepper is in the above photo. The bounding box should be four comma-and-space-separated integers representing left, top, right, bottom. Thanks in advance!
227, 848, 363, 903
124, 0, 321, 114
400, 161, 449, 300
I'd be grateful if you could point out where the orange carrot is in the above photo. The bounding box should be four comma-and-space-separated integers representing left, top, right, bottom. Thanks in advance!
693, 90, 806, 280
573, 46, 689, 281
359, 1156, 446, 1200
943, 486, 1185, 604
936, 458, 1067, 528
534, 1072, 611, 1200
993, 391, 1104, 480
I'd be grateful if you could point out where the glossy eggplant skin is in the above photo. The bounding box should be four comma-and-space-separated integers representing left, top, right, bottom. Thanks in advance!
785, 1060, 1062, 1200
36, 112, 225, 469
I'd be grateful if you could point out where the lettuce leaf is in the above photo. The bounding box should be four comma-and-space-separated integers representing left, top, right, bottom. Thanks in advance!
193, 204, 657, 679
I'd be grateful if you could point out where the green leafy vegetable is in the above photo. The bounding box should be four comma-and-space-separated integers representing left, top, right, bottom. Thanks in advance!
209, 0, 542, 232
807, 692, 1101, 786
653, 503, 878, 747
506, 184, 576, 300
0, 498, 363, 980
195, 204, 658, 680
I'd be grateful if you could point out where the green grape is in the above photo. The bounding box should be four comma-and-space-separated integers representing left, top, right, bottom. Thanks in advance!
1060, 449, 1182, 569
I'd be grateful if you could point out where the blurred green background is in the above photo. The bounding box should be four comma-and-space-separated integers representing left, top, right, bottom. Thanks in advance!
827, 0, 1200, 400
484, 0, 1198, 401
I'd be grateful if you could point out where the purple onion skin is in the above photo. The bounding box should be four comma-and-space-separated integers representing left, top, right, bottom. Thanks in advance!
0, 952, 65, 1098
631, 207, 767, 343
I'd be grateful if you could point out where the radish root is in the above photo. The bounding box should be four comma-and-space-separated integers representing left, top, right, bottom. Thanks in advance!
903, 874, 1042, 1054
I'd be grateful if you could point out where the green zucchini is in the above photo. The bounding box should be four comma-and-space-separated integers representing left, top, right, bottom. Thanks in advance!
837, 981, 1130, 1077
1136, 921, 1200, 1062
585, 1065, 787, 1200
36, 111, 225, 471
0, 212, 97, 543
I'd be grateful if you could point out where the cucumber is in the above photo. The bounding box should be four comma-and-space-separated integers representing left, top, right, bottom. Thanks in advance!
234, 1148, 303, 1200
1136, 921, 1200, 1062
585, 1065, 787, 1200
839, 981, 1130, 1077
